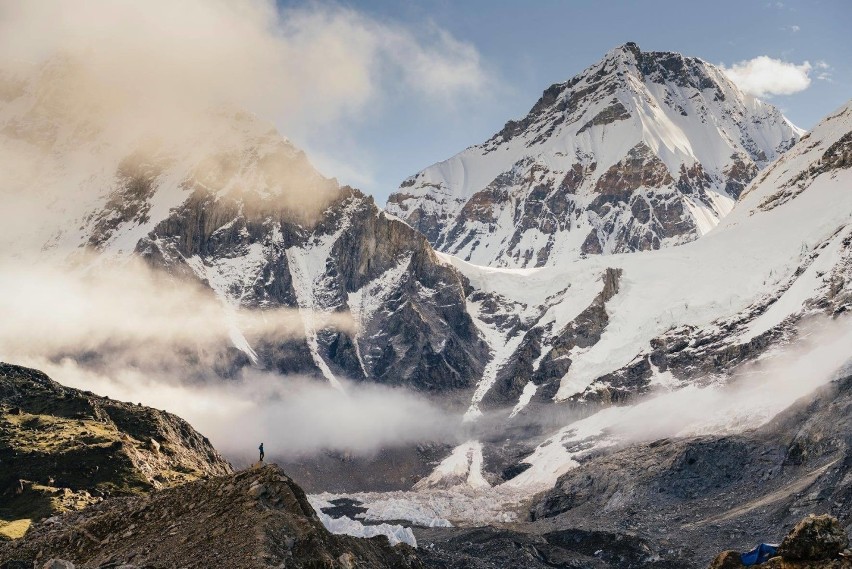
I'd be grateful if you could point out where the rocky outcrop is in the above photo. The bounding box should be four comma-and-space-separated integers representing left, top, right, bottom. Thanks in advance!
388, 42, 801, 268
0, 464, 425, 569
708, 515, 852, 568
482, 267, 623, 408
753, 106, 852, 213
778, 515, 849, 561
0, 363, 231, 539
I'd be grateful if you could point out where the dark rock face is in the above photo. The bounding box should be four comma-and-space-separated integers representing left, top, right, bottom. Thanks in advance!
0, 363, 231, 534
0, 465, 425, 569
577, 101, 631, 134
582, 143, 686, 255
707, 515, 852, 568
415, 525, 690, 569
759, 130, 852, 212
483, 267, 622, 408
86, 152, 165, 250
136, 185, 489, 390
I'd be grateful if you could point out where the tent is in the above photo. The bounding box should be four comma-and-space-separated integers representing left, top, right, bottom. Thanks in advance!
741, 543, 779, 565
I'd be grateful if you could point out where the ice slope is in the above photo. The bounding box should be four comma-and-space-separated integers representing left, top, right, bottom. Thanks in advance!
311, 488, 521, 528
549, 101, 852, 401
413, 440, 490, 490
317, 313, 852, 531
506, 311, 852, 492
448, 100, 850, 411
436, 252, 604, 419
388, 43, 801, 268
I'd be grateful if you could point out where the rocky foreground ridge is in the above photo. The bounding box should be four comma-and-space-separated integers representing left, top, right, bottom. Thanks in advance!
0, 363, 231, 540
0, 364, 423, 567
0, 464, 424, 569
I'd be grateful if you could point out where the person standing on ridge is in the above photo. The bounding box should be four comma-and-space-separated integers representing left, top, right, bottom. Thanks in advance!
258, 442, 264, 462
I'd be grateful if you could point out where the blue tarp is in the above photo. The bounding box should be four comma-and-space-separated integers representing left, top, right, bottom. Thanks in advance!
741, 543, 778, 565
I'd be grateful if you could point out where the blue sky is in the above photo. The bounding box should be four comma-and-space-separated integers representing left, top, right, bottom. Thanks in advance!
274, 0, 850, 204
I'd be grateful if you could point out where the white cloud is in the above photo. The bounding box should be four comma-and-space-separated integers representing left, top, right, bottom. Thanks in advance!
0, 0, 493, 229
721, 56, 812, 97
0, 257, 355, 369
0, 0, 490, 134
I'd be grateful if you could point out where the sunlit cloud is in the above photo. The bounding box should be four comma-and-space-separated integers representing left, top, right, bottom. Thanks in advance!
0, 0, 492, 193
721, 56, 812, 97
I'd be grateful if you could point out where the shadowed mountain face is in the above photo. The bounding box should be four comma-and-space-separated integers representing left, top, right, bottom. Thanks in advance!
135, 184, 489, 390
388, 42, 801, 268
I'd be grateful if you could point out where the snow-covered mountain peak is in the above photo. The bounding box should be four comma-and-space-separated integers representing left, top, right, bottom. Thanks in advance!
387, 43, 801, 268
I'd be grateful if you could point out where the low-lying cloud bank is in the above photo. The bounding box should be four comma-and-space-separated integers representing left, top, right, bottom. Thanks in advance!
597, 315, 852, 444
23, 358, 460, 461
0, 258, 459, 460
0, 258, 354, 371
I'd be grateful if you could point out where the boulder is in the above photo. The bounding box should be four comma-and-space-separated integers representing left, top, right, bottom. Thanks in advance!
778, 515, 849, 561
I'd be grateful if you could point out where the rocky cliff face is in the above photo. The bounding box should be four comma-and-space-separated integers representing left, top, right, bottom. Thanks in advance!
0, 363, 231, 539
0, 59, 488, 391
135, 183, 489, 390
387, 42, 801, 268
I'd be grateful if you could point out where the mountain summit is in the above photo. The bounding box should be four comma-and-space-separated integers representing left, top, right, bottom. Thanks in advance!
387, 43, 802, 267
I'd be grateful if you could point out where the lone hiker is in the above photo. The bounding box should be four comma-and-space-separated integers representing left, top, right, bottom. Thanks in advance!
258, 442, 265, 462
